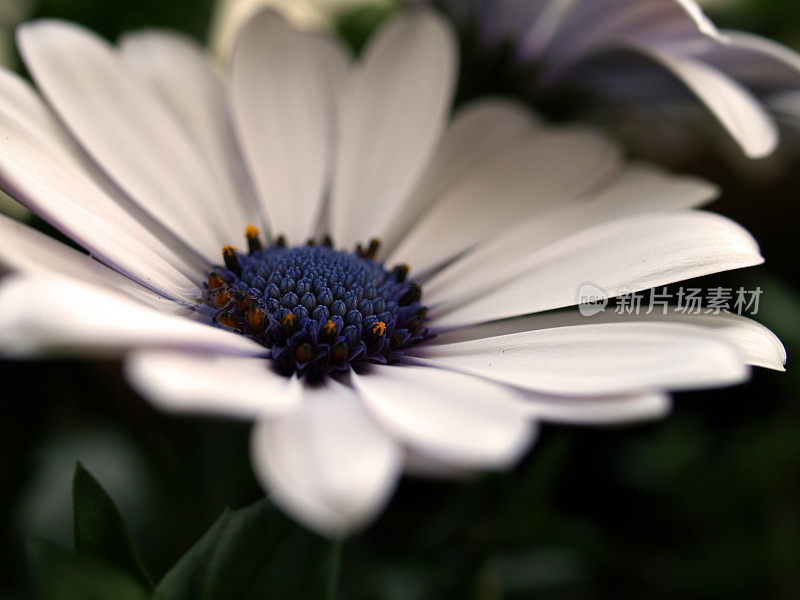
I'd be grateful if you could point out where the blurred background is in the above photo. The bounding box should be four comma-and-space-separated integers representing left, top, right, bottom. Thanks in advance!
1, 0, 799, 598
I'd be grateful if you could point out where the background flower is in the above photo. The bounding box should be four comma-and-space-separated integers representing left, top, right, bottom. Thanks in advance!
412, 0, 800, 164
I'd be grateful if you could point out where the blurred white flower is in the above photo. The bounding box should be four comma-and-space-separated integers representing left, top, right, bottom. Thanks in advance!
0, 9, 784, 536
416, 0, 800, 161
211, 0, 395, 59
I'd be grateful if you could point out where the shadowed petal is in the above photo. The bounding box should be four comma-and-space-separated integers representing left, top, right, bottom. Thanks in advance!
352, 364, 536, 468
389, 126, 622, 274
120, 30, 259, 240
126, 350, 301, 418
430, 211, 762, 328
251, 379, 403, 536
0, 275, 263, 358
18, 20, 230, 259
378, 97, 540, 256
230, 11, 339, 244
330, 10, 457, 249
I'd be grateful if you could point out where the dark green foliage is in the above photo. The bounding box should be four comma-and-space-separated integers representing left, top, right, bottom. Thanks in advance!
72, 463, 152, 590
28, 466, 334, 600
26, 540, 153, 600
156, 499, 330, 600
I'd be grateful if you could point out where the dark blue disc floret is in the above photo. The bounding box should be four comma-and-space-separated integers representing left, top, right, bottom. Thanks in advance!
203, 229, 430, 379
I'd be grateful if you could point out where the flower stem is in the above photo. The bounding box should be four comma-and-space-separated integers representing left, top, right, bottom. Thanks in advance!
325, 538, 344, 600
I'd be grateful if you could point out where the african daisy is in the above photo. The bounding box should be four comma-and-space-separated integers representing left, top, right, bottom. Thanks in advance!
0, 9, 784, 535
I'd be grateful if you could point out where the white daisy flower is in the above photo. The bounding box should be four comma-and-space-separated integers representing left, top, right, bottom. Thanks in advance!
411, 0, 800, 160
0, 9, 785, 536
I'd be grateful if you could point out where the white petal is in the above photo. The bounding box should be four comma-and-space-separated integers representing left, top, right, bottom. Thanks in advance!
0, 66, 203, 286
230, 12, 337, 244
564, 161, 718, 209
0, 213, 185, 314
251, 380, 403, 536
210, 0, 336, 61
425, 164, 718, 306
627, 43, 778, 158
541, 0, 721, 69
302, 31, 353, 238
379, 97, 540, 255
125, 350, 300, 418
18, 20, 229, 260
435, 309, 786, 372
431, 210, 763, 328
704, 30, 800, 90
352, 365, 536, 469
389, 127, 622, 275
516, 0, 580, 58
306, 31, 352, 104
120, 30, 258, 241
0, 104, 202, 300
0, 69, 52, 221
535, 4, 777, 158
0, 67, 71, 147
517, 390, 672, 425
405, 321, 749, 395
329, 10, 457, 249
0, 275, 263, 358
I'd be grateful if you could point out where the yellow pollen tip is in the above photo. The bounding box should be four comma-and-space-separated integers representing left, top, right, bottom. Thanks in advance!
223, 245, 237, 255
218, 312, 240, 331
372, 321, 386, 337
207, 272, 225, 290
213, 288, 233, 308
245, 225, 260, 238
246, 307, 265, 331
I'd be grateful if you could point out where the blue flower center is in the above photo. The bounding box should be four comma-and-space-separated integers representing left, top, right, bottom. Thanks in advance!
202, 228, 430, 379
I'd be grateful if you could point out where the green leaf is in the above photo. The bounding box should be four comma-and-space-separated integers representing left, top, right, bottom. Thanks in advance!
72, 462, 152, 590
26, 539, 155, 600
156, 499, 330, 600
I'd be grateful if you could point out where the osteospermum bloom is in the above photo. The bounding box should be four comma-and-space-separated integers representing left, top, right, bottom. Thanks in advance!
411, 0, 800, 160
0, 9, 785, 535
